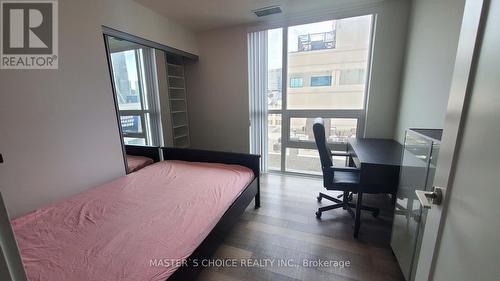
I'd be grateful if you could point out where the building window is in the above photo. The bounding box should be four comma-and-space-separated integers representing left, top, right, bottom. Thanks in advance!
339, 69, 365, 85
289, 77, 304, 88
109, 41, 161, 146
310, 76, 332, 87
249, 14, 373, 174
298, 30, 336, 52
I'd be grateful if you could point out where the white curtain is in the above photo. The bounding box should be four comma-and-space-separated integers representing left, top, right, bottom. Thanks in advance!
248, 31, 268, 172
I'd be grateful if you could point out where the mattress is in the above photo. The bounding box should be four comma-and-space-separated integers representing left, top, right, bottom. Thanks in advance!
127, 155, 154, 173
12, 160, 254, 281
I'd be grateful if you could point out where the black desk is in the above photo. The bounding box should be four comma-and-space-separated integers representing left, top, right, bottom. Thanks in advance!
347, 138, 402, 237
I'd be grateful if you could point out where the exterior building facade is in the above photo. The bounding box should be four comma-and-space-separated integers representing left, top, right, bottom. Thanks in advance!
267, 16, 371, 173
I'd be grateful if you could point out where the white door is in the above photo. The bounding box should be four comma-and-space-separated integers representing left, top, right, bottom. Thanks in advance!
414, 0, 499, 280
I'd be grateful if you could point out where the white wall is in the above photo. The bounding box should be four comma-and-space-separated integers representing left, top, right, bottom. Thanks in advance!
185, 0, 410, 154
393, 0, 465, 142
0, 0, 198, 218
185, 26, 250, 153
363, 0, 411, 138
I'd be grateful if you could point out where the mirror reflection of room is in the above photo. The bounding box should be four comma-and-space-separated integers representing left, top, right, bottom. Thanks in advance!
106, 35, 191, 149
105, 35, 193, 173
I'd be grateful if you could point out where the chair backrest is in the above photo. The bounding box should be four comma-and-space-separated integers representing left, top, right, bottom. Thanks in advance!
313, 118, 333, 169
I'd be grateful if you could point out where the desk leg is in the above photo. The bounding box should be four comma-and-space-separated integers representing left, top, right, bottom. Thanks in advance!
255, 177, 261, 209
354, 192, 363, 238
391, 192, 397, 205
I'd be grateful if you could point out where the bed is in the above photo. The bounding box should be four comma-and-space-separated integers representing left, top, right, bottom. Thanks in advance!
12, 147, 260, 281
125, 145, 161, 173
126, 155, 154, 172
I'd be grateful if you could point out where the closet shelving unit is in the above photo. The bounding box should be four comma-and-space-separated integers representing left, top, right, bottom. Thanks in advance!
166, 55, 190, 148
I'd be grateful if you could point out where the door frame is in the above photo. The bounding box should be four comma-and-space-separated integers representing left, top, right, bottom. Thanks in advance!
414, 0, 489, 280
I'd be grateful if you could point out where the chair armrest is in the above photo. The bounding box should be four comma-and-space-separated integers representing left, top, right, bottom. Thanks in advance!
330, 151, 350, 157
326, 166, 360, 173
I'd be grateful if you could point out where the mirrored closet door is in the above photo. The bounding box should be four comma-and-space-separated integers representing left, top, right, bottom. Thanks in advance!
103, 30, 196, 171
104, 33, 194, 146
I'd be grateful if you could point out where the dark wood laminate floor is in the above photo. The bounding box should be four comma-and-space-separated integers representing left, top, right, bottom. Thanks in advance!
196, 174, 404, 281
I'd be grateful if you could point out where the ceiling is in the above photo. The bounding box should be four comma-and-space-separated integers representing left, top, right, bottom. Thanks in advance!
134, 0, 385, 32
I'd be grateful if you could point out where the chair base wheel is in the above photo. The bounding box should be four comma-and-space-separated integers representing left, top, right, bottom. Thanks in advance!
317, 196, 322, 202
315, 211, 322, 219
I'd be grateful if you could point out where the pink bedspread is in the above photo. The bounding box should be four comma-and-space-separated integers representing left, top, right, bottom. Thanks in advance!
127, 155, 154, 173
12, 160, 254, 281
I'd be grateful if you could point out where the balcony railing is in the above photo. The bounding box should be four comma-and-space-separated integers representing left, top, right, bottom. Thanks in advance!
297, 31, 336, 52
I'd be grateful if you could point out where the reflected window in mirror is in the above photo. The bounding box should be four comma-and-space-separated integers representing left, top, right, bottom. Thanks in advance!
104, 31, 195, 173
104, 31, 194, 160
107, 36, 162, 146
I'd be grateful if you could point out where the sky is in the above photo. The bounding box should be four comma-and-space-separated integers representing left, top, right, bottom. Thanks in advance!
267, 20, 335, 70
267, 28, 282, 70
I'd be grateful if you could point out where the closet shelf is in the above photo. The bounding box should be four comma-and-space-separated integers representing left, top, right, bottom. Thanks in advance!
173, 124, 187, 129
167, 63, 183, 68
174, 134, 189, 139
167, 54, 189, 149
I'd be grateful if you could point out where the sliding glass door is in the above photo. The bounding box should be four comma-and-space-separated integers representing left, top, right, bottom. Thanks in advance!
264, 15, 374, 175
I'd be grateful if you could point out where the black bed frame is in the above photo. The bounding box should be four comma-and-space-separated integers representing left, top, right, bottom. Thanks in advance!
125, 145, 161, 163
126, 146, 260, 281
124, 145, 161, 174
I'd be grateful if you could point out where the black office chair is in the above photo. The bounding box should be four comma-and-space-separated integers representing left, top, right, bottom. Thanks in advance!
313, 118, 379, 220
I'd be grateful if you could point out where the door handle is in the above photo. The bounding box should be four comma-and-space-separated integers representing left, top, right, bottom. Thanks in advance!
415, 187, 444, 209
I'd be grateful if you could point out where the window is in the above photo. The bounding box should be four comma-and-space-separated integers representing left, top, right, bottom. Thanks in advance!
268, 114, 282, 170
289, 77, 304, 88
267, 28, 283, 110
285, 148, 348, 174
298, 31, 336, 51
108, 37, 161, 146
120, 115, 143, 134
123, 137, 146, 146
340, 69, 366, 85
249, 14, 373, 174
285, 148, 322, 174
290, 118, 357, 143
310, 76, 332, 87
287, 16, 372, 110
111, 49, 144, 111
